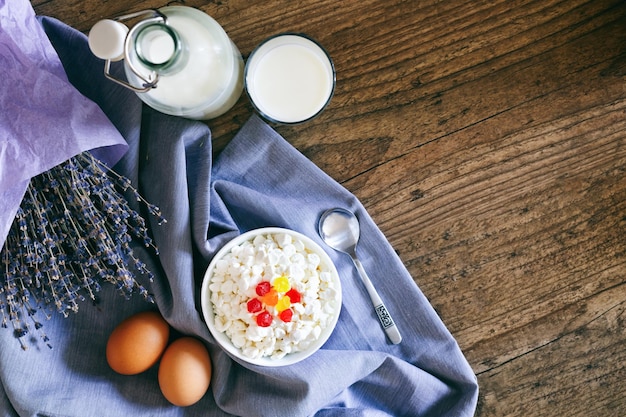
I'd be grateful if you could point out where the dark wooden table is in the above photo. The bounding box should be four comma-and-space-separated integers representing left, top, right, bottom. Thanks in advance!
30, 0, 626, 415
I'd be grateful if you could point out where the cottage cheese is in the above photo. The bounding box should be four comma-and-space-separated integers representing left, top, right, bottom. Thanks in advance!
208, 232, 339, 360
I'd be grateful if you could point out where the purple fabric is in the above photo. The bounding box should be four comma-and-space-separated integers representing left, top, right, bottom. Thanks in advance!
0, 0, 127, 250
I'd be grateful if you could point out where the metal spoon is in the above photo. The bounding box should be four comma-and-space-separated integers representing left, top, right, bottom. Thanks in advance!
318, 208, 402, 344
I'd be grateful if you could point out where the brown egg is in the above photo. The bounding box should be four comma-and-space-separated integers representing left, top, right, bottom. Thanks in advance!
106, 310, 170, 375
158, 337, 212, 407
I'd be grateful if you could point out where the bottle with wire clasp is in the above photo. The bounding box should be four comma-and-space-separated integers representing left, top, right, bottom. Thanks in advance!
88, 6, 244, 120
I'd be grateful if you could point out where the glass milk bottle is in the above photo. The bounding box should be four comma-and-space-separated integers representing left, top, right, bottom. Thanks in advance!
88, 6, 244, 120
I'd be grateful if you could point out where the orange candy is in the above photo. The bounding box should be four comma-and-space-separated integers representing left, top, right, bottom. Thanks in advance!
260, 289, 278, 306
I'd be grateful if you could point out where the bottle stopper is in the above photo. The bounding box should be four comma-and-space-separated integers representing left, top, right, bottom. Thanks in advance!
88, 19, 129, 62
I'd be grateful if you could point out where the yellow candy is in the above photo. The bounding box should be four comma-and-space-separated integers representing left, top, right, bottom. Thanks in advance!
273, 276, 290, 293
275, 295, 291, 313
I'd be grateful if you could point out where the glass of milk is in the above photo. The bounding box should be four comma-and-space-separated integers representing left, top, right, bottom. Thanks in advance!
245, 34, 335, 124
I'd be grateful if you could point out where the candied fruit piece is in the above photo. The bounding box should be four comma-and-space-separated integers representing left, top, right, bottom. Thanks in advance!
260, 289, 278, 306
285, 288, 301, 304
273, 276, 290, 293
279, 309, 293, 323
256, 311, 272, 327
256, 281, 271, 296
275, 295, 291, 313
247, 298, 262, 313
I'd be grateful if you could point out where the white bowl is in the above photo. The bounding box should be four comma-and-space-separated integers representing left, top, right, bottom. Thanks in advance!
200, 227, 342, 366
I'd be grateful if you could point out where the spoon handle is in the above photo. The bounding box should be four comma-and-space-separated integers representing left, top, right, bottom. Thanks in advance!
351, 256, 402, 344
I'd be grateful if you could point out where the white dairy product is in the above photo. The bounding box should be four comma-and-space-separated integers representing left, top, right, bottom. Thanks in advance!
123, 6, 244, 120
141, 29, 175, 65
139, 14, 243, 117
209, 232, 339, 360
245, 34, 335, 124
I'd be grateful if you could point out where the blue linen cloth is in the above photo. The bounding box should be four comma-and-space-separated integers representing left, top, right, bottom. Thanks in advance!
0, 4, 478, 417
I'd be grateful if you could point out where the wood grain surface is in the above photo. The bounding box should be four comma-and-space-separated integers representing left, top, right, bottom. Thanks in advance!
29, 0, 626, 415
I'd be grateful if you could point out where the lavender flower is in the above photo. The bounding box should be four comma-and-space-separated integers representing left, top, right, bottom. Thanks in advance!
0, 152, 165, 350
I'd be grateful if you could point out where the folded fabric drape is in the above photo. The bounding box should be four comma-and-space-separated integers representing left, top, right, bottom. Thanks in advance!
0, 3, 478, 416
0, 0, 127, 250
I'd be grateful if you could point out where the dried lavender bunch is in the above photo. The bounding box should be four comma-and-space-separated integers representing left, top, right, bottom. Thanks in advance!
0, 152, 166, 350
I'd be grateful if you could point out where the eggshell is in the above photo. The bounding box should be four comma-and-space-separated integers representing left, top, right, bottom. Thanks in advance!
158, 337, 212, 407
106, 310, 170, 375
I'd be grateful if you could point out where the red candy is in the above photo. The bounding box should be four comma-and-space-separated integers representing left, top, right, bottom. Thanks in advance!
255, 281, 271, 296
256, 311, 273, 327
247, 298, 262, 313
285, 288, 301, 304
279, 309, 293, 323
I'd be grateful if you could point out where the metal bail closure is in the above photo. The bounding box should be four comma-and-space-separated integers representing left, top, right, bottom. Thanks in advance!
88, 10, 167, 93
